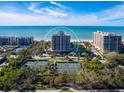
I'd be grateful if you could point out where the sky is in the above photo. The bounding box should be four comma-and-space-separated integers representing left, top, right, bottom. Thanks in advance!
0, 1, 124, 26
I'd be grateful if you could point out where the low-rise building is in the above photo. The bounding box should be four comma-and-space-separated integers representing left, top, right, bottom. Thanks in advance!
0, 36, 10, 45
0, 36, 34, 46
16, 37, 34, 45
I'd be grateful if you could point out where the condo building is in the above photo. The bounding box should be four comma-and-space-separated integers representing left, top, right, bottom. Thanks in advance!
0, 37, 10, 45
16, 37, 34, 45
93, 31, 122, 52
0, 36, 34, 46
52, 31, 71, 52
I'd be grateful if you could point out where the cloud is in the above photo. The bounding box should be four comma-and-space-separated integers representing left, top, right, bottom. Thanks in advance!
50, 1, 65, 8
97, 3, 124, 22
0, 11, 101, 26
28, 2, 68, 17
0, 2, 124, 26
28, 2, 43, 14
28, 2, 36, 10
40, 7, 67, 17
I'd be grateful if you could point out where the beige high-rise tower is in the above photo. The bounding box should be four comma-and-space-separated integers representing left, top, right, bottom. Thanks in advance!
93, 31, 122, 52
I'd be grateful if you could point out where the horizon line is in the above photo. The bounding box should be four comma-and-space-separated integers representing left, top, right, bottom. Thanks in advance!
0, 25, 124, 27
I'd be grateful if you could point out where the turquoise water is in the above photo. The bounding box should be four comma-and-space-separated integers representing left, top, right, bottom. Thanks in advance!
0, 26, 124, 40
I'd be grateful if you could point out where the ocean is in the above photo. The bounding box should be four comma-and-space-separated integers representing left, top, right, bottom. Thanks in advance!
0, 26, 124, 41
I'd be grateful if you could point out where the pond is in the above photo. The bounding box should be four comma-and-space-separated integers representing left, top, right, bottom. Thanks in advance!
23, 60, 48, 71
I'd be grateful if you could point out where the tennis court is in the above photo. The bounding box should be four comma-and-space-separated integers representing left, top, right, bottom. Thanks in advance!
23, 60, 48, 71
54, 61, 82, 74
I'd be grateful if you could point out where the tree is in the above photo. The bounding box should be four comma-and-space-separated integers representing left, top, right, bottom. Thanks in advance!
0, 67, 37, 91
105, 52, 119, 62
53, 76, 64, 86
104, 52, 124, 68
83, 42, 91, 49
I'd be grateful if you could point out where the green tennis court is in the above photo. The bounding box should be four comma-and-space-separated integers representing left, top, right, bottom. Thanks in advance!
54, 61, 82, 74
23, 60, 48, 71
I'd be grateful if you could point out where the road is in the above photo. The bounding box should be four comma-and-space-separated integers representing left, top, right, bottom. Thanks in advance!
90, 45, 108, 63
90, 46, 104, 59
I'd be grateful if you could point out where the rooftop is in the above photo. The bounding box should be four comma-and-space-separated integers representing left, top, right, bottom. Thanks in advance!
53, 31, 70, 36
94, 31, 121, 36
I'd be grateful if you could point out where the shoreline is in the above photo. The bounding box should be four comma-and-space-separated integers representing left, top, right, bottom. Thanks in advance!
34, 38, 124, 42
34, 39, 93, 42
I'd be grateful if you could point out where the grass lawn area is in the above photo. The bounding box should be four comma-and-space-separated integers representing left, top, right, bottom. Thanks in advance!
48, 57, 85, 65
33, 58, 50, 60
